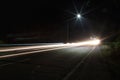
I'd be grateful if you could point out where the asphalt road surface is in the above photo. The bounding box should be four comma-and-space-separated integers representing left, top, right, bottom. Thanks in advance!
0, 45, 119, 80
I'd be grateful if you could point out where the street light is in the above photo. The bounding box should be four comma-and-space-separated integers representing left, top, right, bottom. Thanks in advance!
67, 13, 82, 43
77, 13, 81, 19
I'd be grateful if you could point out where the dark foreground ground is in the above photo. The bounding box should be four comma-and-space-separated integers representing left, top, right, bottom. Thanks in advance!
0, 46, 120, 80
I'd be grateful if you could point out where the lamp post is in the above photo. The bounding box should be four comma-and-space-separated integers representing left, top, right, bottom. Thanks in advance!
67, 13, 82, 43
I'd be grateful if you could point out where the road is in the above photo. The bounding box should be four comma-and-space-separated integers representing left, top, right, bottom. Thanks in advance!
0, 44, 119, 80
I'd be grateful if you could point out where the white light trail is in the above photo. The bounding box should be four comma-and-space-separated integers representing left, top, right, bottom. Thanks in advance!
0, 39, 101, 53
0, 39, 101, 59
64, 39, 101, 46
0, 46, 69, 59
0, 44, 65, 52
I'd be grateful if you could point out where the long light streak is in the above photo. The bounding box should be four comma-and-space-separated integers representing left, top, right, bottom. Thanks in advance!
0, 44, 65, 52
0, 39, 101, 53
0, 39, 101, 59
0, 46, 71, 59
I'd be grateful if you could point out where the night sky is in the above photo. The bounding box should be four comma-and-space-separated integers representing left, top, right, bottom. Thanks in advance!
1, 0, 120, 43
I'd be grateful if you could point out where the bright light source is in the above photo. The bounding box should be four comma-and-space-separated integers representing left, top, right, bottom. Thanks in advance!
88, 39, 101, 46
66, 43, 70, 45
65, 39, 101, 46
77, 14, 81, 18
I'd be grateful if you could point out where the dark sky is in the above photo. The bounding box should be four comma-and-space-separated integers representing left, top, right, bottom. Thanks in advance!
1, 0, 120, 43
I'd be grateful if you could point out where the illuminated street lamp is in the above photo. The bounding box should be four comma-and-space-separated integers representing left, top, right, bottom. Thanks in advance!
67, 13, 82, 43
77, 13, 81, 19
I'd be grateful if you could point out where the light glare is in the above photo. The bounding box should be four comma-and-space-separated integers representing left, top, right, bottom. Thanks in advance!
89, 39, 100, 45
77, 14, 81, 18
65, 39, 101, 46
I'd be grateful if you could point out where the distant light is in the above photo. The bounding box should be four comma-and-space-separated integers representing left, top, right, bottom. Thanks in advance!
65, 39, 101, 46
77, 14, 81, 19
66, 43, 70, 45
89, 39, 101, 45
